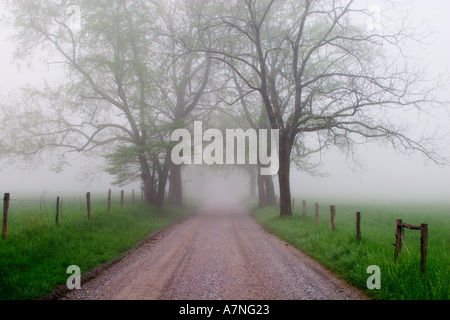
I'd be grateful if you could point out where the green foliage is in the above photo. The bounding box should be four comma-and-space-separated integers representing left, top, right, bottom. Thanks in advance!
105, 145, 143, 186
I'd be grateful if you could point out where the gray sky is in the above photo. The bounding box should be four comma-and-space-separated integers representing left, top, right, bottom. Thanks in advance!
290, 1, 450, 203
0, 1, 449, 202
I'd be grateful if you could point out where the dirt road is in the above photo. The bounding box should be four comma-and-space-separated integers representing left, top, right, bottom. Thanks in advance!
63, 203, 367, 300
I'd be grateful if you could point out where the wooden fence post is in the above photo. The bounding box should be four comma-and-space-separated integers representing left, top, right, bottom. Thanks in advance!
86, 192, 91, 220
356, 212, 361, 241
121, 190, 124, 209
420, 224, 428, 273
292, 198, 295, 213
315, 203, 319, 225
302, 200, 306, 217
2, 193, 10, 240
132, 189, 135, 206
330, 205, 336, 231
56, 196, 60, 226
394, 220, 428, 273
107, 189, 111, 212
394, 219, 403, 260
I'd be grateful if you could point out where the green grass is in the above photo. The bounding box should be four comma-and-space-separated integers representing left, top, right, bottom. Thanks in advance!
0, 195, 192, 300
251, 198, 449, 300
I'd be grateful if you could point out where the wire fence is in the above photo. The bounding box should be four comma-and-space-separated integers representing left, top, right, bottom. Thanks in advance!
2, 189, 144, 237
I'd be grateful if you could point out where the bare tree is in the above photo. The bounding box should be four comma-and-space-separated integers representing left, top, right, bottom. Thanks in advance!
203, 0, 448, 216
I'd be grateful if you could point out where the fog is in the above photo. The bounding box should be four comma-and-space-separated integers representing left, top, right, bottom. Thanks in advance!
0, 1, 449, 204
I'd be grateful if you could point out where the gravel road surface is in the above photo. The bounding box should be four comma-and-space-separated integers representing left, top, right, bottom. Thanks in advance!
62, 203, 367, 300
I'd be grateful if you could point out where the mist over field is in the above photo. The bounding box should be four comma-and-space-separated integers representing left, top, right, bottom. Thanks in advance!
0, 0, 449, 205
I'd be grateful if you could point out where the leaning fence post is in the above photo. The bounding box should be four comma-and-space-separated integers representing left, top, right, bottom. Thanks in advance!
420, 224, 428, 273
394, 219, 403, 260
86, 192, 91, 220
121, 190, 124, 209
356, 212, 361, 241
330, 205, 336, 231
2, 193, 10, 240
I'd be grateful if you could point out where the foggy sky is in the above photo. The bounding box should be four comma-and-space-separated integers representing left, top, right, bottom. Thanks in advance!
0, 1, 449, 203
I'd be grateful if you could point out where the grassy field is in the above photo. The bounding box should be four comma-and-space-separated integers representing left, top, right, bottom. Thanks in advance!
251, 198, 449, 300
0, 191, 191, 300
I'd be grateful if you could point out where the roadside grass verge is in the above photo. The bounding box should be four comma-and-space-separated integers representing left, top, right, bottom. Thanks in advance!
251, 200, 449, 300
0, 202, 191, 300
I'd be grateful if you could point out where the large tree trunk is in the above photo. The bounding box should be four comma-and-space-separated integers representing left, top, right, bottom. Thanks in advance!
155, 152, 171, 208
138, 155, 157, 205
257, 166, 276, 207
263, 175, 276, 206
277, 133, 293, 217
168, 163, 183, 206
156, 168, 169, 208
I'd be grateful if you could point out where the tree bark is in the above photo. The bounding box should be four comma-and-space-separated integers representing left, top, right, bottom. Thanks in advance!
277, 133, 293, 216
263, 175, 276, 206
154, 151, 171, 208
257, 173, 267, 207
138, 155, 156, 205
156, 168, 169, 207
168, 163, 183, 206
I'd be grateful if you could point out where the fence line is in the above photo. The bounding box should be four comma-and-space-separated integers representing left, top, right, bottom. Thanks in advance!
1, 189, 142, 239
3, 193, 432, 273
293, 198, 430, 273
